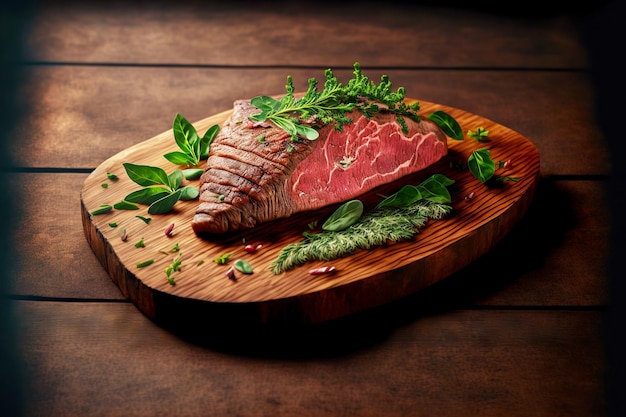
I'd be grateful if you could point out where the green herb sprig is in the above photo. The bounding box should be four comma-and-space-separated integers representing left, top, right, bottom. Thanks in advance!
249, 62, 463, 142
270, 174, 454, 274
164, 114, 219, 167
122, 163, 199, 214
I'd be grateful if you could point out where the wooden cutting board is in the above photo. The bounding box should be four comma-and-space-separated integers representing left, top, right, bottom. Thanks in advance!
81, 99, 540, 330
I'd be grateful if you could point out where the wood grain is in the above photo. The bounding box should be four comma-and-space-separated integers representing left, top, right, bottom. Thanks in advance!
80, 100, 540, 327
15, 300, 605, 417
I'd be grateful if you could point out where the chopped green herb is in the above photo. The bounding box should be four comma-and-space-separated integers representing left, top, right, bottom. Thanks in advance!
106, 172, 118, 181
108, 222, 118, 228
136, 259, 154, 268
90, 204, 112, 215
114, 200, 139, 210
467, 126, 490, 142
134, 238, 145, 248
213, 253, 231, 265
135, 215, 151, 224
101, 183, 108, 189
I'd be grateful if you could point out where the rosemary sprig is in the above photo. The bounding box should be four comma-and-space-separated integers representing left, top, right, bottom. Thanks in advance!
269, 201, 451, 274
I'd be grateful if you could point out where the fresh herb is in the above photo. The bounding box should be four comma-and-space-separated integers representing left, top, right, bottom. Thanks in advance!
122, 163, 199, 214
214, 253, 231, 265
159, 243, 180, 254
101, 183, 108, 189
90, 204, 112, 215
249, 62, 461, 142
467, 149, 496, 183
108, 222, 118, 228
182, 168, 204, 180
428, 111, 464, 140
106, 172, 118, 181
467, 126, 490, 142
134, 238, 145, 248
114, 200, 139, 210
377, 174, 454, 208
322, 200, 364, 232
164, 114, 219, 167
271, 200, 451, 274
136, 259, 154, 268
234, 259, 254, 274
165, 253, 183, 285
136, 215, 151, 224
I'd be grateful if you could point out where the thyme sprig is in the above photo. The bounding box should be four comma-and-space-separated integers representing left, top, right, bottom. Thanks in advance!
249, 62, 463, 142
270, 200, 451, 274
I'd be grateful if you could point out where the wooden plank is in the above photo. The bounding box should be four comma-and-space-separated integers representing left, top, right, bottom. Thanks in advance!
11, 66, 609, 176
79, 99, 541, 325
14, 300, 606, 417
23, 1, 587, 68
9, 173, 608, 307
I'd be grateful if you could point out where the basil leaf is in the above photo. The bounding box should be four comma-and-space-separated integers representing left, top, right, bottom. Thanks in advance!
428, 110, 464, 140
234, 259, 254, 274
179, 185, 199, 201
182, 168, 204, 180
199, 124, 219, 160
172, 113, 198, 156
377, 185, 422, 209
123, 163, 170, 187
295, 123, 320, 140
124, 187, 170, 205
417, 174, 454, 203
468, 149, 495, 183
163, 151, 195, 166
148, 189, 182, 214
167, 169, 183, 191
113, 200, 139, 210
322, 199, 364, 232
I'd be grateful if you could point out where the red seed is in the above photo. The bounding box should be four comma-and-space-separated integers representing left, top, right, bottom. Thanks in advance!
164, 223, 175, 237
225, 267, 236, 281
308, 266, 336, 275
464, 192, 475, 202
244, 244, 262, 253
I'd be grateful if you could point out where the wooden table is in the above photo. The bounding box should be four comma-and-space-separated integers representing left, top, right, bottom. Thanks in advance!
2, 1, 623, 416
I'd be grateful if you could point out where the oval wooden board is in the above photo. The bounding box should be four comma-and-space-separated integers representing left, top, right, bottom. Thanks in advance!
81, 99, 540, 329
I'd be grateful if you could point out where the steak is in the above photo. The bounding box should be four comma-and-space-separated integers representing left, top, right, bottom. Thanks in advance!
192, 99, 448, 235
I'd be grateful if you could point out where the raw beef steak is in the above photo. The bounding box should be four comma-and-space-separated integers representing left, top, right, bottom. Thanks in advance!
192, 99, 448, 234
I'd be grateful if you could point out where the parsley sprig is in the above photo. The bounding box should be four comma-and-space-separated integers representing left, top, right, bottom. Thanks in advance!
249, 62, 463, 142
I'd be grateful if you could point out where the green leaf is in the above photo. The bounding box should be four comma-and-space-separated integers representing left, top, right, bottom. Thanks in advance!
124, 187, 171, 205
90, 204, 112, 215
322, 199, 364, 232
113, 200, 140, 210
428, 111, 464, 140
234, 259, 254, 274
182, 168, 204, 180
199, 124, 219, 160
294, 123, 320, 140
172, 113, 198, 156
123, 163, 170, 187
376, 185, 422, 209
416, 174, 454, 203
163, 151, 195, 166
179, 185, 199, 201
468, 149, 496, 183
167, 169, 183, 191
148, 189, 182, 214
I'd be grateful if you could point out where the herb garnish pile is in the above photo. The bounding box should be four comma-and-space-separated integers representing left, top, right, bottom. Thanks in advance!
270, 174, 454, 274
249, 62, 464, 142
